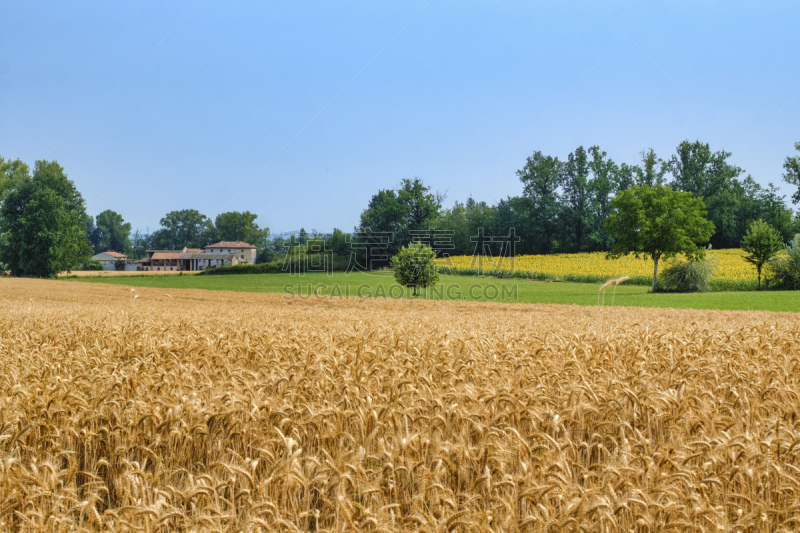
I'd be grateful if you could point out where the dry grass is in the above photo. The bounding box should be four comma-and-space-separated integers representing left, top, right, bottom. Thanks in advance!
2, 278, 800, 531
60, 270, 198, 278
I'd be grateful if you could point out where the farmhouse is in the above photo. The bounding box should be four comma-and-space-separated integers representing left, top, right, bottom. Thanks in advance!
204, 241, 257, 263
91, 251, 129, 271
139, 241, 257, 271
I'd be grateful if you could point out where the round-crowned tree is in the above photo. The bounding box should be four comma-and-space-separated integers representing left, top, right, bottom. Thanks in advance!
390, 242, 439, 296
741, 219, 783, 290
605, 184, 715, 292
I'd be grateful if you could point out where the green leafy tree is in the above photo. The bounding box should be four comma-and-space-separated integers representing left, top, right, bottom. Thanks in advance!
605, 184, 715, 292
517, 151, 562, 254
390, 242, 439, 296
114, 258, 127, 271
741, 219, 783, 290
130, 228, 150, 259
85, 216, 102, 252
0, 161, 91, 277
214, 211, 269, 246
737, 177, 795, 242
435, 201, 471, 255
95, 209, 132, 255
668, 140, 742, 248
0, 156, 29, 202
152, 209, 216, 249
436, 198, 497, 256
326, 228, 351, 257
769, 234, 800, 290
782, 142, 800, 204
586, 146, 619, 251
0, 157, 32, 266
490, 196, 536, 255
560, 146, 591, 251
358, 178, 442, 265
635, 148, 668, 187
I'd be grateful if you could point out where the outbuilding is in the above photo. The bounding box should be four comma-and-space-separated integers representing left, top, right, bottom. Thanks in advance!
91, 251, 128, 271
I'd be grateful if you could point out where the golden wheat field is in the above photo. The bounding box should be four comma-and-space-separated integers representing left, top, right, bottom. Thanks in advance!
2, 279, 800, 531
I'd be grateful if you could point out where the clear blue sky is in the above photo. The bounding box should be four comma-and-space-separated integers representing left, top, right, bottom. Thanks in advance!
2, 1, 799, 236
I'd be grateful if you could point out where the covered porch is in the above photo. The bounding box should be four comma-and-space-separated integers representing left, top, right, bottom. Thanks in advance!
180, 252, 237, 271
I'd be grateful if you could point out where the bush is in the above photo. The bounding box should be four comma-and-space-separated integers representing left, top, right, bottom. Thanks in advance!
768, 234, 800, 290
114, 258, 126, 271
256, 247, 276, 264
390, 242, 439, 296
81, 260, 104, 271
200, 252, 352, 276
657, 258, 713, 292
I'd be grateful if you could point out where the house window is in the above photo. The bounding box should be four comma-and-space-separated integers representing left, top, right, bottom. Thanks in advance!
241, 254, 244, 259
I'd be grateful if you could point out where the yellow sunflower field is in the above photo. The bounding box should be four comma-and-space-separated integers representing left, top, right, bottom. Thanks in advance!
437, 248, 760, 288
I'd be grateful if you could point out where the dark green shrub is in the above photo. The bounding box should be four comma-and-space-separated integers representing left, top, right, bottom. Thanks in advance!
768, 234, 800, 290
81, 259, 104, 271
200, 253, 352, 275
114, 258, 126, 271
657, 258, 713, 292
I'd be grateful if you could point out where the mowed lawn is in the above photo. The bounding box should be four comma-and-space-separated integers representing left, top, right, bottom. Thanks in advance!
63, 271, 800, 312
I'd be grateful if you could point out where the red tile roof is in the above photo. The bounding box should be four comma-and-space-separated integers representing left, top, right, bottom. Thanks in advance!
184, 248, 204, 253
205, 241, 257, 249
151, 252, 181, 260
104, 251, 128, 259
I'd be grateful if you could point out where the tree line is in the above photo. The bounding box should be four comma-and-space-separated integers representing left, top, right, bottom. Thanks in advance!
2, 140, 800, 277
351, 141, 800, 265
439, 141, 798, 256
0, 158, 271, 276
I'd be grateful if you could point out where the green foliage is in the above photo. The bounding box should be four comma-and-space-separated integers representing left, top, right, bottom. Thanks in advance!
635, 148, 667, 187
390, 242, 439, 296
736, 177, 795, 242
152, 209, 216, 249
512, 145, 653, 255
517, 151, 562, 254
358, 178, 442, 265
504, 141, 795, 256
326, 228, 351, 258
95, 209, 133, 255
129, 229, 149, 260
85, 216, 101, 252
605, 184, 715, 291
783, 142, 800, 204
741, 219, 784, 289
668, 140, 742, 248
657, 259, 714, 293
560, 146, 592, 251
768, 234, 800, 290
435, 198, 497, 256
214, 211, 269, 246
114, 258, 126, 271
0, 156, 29, 202
256, 247, 276, 264
200, 253, 352, 275
80, 259, 104, 271
0, 160, 91, 277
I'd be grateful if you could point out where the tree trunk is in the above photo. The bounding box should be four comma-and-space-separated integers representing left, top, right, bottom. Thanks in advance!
757, 266, 762, 290
651, 255, 660, 292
